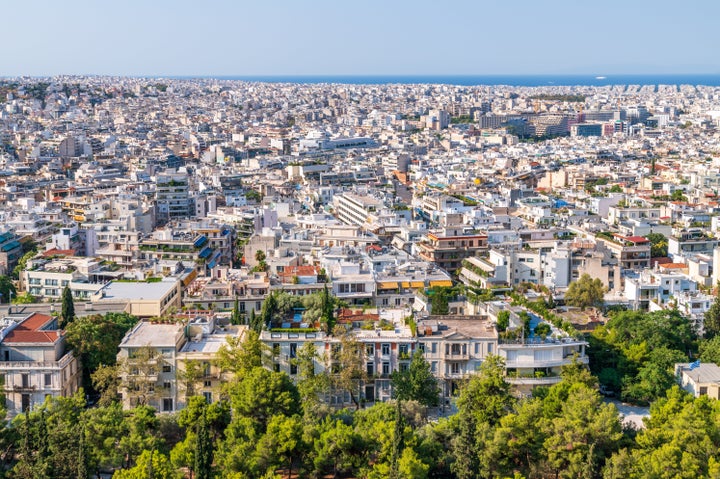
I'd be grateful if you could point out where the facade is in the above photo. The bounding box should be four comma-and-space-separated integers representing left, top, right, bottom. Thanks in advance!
156, 172, 191, 221
0, 313, 82, 416
116, 318, 245, 411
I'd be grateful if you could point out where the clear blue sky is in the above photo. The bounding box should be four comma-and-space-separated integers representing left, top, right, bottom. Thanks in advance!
1, 0, 718, 76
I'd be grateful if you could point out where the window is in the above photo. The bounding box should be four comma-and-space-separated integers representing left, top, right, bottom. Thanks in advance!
203, 391, 212, 403
163, 381, 171, 390
399, 344, 408, 356
44, 374, 52, 387
431, 361, 437, 373
488, 343, 493, 354
162, 365, 172, 373
418, 343, 425, 353
21, 374, 29, 388
21, 394, 30, 412
400, 363, 408, 372
451, 363, 461, 375
290, 364, 297, 375
381, 343, 390, 356
162, 398, 173, 412
366, 362, 374, 376
272, 343, 280, 357
366, 344, 375, 356
290, 343, 297, 359
431, 342, 437, 353
382, 362, 390, 375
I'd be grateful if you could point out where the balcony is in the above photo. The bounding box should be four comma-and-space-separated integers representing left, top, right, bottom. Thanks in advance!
505, 375, 561, 385
444, 352, 469, 361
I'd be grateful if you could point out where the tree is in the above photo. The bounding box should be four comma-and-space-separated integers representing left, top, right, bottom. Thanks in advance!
259, 291, 277, 331
321, 285, 336, 334
65, 312, 139, 391
428, 286, 452, 315
229, 367, 300, 432
704, 283, 720, 339
195, 411, 213, 479
457, 355, 513, 426
293, 342, 330, 419
565, 274, 605, 310
332, 326, 367, 410
113, 450, 181, 479
646, 232, 668, 258
496, 310, 510, 332
391, 352, 439, 407
60, 285, 75, 328
231, 296, 241, 325
215, 329, 264, 378
0, 275, 16, 304
118, 346, 163, 407
13, 249, 37, 280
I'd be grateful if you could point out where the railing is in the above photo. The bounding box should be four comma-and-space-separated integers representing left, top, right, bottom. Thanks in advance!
505, 375, 561, 385
444, 352, 469, 360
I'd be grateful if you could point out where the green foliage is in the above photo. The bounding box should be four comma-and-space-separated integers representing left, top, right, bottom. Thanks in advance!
704, 283, 720, 339
13, 249, 37, 279
113, 450, 181, 479
565, 273, 605, 309
496, 310, 510, 332
391, 352, 440, 407
60, 285, 75, 328
229, 367, 300, 432
589, 309, 695, 404
0, 275, 16, 304
65, 312, 139, 392
646, 232, 669, 258
457, 355, 513, 426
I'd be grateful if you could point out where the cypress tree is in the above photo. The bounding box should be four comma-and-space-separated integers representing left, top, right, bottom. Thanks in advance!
60, 286, 75, 328
195, 412, 213, 479
231, 295, 240, 325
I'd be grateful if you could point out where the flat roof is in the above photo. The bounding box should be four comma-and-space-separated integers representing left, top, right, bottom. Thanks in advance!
101, 279, 177, 301
120, 321, 182, 348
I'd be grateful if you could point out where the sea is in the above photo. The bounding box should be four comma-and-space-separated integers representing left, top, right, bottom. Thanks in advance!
185, 74, 720, 87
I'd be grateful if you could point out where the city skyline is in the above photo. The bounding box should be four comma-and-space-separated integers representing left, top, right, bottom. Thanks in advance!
2, 0, 719, 77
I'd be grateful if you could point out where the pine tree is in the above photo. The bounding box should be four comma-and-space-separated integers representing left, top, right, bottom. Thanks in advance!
60, 285, 75, 328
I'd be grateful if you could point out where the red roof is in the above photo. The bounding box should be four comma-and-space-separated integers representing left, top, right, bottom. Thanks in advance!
42, 248, 76, 257
621, 235, 650, 244
3, 313, 61, 344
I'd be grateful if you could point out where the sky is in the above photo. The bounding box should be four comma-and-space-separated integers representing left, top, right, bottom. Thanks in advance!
1, 0, 718, 77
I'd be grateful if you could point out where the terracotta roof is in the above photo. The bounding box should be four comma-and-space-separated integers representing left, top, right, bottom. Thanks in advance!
3, 313, 61, 344
660, 263, 688, 270
41, 248, 76, 257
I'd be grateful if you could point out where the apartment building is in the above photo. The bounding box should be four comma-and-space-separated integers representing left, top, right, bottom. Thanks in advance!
0, 313, 82, 416
117, 317, 245, 411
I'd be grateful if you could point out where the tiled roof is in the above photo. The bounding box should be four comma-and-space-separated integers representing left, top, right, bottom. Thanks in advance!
3, 313, 61, 344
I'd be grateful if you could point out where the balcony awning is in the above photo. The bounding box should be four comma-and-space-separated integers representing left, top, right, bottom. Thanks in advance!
429, 280, 453, 287
198, 246, 213, 259
401, 282, 410, 288
377, 281, 398, 290
410, 281, 425, 288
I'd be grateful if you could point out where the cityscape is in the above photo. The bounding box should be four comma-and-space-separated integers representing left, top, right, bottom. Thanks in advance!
4, 1, 720, 479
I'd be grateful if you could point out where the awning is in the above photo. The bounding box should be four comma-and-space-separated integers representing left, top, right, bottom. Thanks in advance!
401, 282, 410, 288
429, 280, 453, 287
377, 281, 399, 290
410, 281, 425, 288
